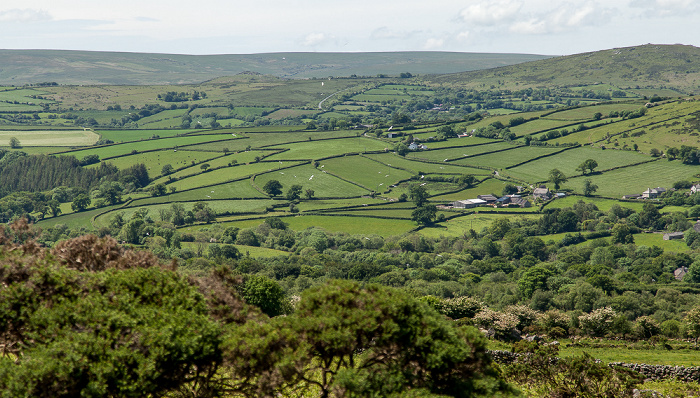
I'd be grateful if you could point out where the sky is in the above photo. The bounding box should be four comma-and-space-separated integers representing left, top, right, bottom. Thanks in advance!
0, 0, 699, 56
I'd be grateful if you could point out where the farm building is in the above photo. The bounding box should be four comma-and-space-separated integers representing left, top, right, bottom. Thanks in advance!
691, 184, 700, 194
477, 194, 498, 203
509, 197, 532, 208
451, 199, 487, 209
533, 187, 551, 200
663, 232, 684, 240
622, 194, 642, 200
674, 266, 689, 281
642, 187, 666, 199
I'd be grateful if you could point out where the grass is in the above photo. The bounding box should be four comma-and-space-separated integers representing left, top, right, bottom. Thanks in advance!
265, 137, 388, 160
506, 146, 652, 183
419, 213, 541, 238
321, 155, 414, 190
363, 153, 490, 175
254, 164, 370, 198
58, 134, 235, 159
0, 130, 99, 147
564, 160, 699, 197
544, 195, 647, 213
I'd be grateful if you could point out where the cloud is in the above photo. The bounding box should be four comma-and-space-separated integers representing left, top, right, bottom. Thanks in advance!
459, 0, 522, 26
510, 1, 612, 35
302, 32, 327, 47
423, 38, 444, 49
370, 27, 421, 40
456, 31, 471, 42
629, 0, 700, 16
0, 8, 51, 23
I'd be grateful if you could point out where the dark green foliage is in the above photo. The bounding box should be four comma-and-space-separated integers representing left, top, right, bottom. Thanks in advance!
504, 345, 642, 397
0, 246, 223, 397
239, 274, 288, 317
286, 184, 302, 201
223, 280, 513, 397
263, 179, 283, 196
412, 204, 437, 225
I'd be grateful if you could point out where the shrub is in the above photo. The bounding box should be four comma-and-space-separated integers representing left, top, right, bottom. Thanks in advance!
578, 307, 617, 337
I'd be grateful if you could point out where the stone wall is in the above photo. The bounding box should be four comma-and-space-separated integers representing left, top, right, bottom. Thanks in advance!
488, 350, 700, 382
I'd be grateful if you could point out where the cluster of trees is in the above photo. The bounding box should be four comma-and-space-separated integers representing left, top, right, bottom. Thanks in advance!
0, 225, 511, 397
157, 90, 207, 102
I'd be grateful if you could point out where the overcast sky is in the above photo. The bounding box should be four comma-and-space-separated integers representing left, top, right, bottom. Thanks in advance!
0, 0, 698, 56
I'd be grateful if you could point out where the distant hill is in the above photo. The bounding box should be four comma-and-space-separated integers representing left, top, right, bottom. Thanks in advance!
433, 44, 700, 94
0, 50, 550, 85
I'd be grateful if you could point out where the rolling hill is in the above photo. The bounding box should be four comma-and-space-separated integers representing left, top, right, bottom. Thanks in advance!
0, 50, 550, 85
432, 44, 700, 94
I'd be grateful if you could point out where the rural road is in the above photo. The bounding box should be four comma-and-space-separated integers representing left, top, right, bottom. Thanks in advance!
318, 87, 353, 109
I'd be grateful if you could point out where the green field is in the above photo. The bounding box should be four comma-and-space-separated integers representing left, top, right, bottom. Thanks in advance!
0, 130, 99, 147
254, 164, 369, 198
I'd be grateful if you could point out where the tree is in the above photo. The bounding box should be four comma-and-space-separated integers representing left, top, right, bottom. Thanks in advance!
456, 174, 476, 188
286, 184, 302, 201
222, 280, 513, 397
583, 179, 598, 196
263, 180, 283, 196
408, 183, 429, 207
548, 169, 567, 190
411, 204, 437, 225
304, 188, 315, 199
611, 223, 635, 244
239, 275, 289, 317
395, 143, 409, 157
47, 199, 61, 217
576, 159, 598, 175
502, 184, 519, 196
161, 164, 174, 175
71, 194, 91, 212
0, 244, 224, 397
650, 148, 662, 157
150, 183, 167, 197
8, 136, 20, 149
200, 163, 211, 172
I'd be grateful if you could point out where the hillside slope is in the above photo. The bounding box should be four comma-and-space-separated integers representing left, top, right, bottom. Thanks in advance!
433, 44, 700, 94
0, 50, 550, 85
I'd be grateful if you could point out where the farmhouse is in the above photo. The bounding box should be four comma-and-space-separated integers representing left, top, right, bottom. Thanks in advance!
691, 184, 700, 194
533, 187, 551, 200
642, 187, 666, 199
408, 142, 427, 151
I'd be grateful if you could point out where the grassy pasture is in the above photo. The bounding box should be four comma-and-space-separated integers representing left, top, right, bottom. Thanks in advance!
145, 180, 266, 203
452, 145, 563, 170
265, 109, 320, 120
246, 130, 355, 147
265, 137, 389, 160
363, 153, 489, 176
321, 155, 414, 190
420, 137, 500, 149
420, 213, 541, 238
95, 128, 196, 142
96, 150, 223, 175
150, 151, 275, 183
59, 134, 234, 160
544, 103, 644, 121
179, 241, 288, 258
277, 215, 417, 236
506, 146, 652, 182
254, 163, 370, 198
426, 178, 511, 202
169, 161, 303, 191
0, 129, 98, 147
407, 142, 517, 163
543, 195, 647, 213
508, 118, 575, 136
565, 160, 699, 197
